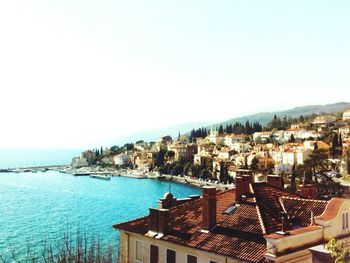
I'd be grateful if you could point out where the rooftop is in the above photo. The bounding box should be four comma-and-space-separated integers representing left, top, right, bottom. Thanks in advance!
114, 182, 330, 263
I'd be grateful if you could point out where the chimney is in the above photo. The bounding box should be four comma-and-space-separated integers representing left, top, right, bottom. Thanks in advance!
267, 175, 283, 189
158, 192, 175, 209
158, 209, 170, 235
235, 174, 252, 203
297, 184, 318, 199
149, 208, 159, 234
202, 186, 217, 232
148, 208, 170, 236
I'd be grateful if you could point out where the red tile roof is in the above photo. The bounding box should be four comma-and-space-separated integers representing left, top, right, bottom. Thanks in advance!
114, 190, 267, 262
252, 183, 299, 233
280, 196, 328, 227
114, 183, 330, 263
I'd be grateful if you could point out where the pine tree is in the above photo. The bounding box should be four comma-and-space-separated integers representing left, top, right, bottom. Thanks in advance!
339, 133, 343, 148
218, 125, 224, 135
290, 134, 296, 142
332, 133, 339, 157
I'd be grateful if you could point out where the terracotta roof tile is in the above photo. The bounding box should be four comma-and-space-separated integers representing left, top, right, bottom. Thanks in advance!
114, 190, 267, 262
280, 196, 328, 227
252, 183, 299, 233
114, 184, 330, 262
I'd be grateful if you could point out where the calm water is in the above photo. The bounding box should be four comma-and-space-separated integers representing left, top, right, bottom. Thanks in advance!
0, 171, 201, 261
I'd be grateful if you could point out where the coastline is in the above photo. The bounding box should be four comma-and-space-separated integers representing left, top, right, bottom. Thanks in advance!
2, 165, 234, 191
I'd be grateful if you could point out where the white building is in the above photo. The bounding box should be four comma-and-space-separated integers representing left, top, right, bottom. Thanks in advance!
312, 115, 337, 125
281, 148, 312, 166
114, 154, 130, 166
339, 125, 350, 137
231, 142, 250, 153
206, 129, 224, 145
343, 109, 350, 121
223, 134, 246, 146
253, 131, 272, 142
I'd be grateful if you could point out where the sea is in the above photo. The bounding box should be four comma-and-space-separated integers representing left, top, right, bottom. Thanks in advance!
0, 150, 202, 261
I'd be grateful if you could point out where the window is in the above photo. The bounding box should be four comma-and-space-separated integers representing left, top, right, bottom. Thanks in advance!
342, 212, 349, 230
166, 249, 176, 263
187, 254, 197, 263
150, 245, 159, 263
135, 240, 143, 261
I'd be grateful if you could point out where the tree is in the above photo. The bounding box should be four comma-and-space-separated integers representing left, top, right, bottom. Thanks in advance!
290, 134, 296, 143
250, 157, 260, 174
153, 149, 167, 168
339, 133, 343, 151
301, 148, 329, 183
245, 121, 252, 135
200, 169, 210, 179
110, 145, 120, 152
332, 133, 340, 157
219, 161, 229, 183
326, 238, 350, 263
290, 164, 297, 193
165, 150, 175, 161
218, 125, 224, 135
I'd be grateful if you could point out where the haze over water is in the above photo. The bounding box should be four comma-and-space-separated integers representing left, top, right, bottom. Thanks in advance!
0, 171, 201, 261
0, 149, 81, 169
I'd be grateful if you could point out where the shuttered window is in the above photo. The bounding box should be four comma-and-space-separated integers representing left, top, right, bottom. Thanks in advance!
187, 254, 197, 263
166, 249, 176, 263
150, 245, 159, 263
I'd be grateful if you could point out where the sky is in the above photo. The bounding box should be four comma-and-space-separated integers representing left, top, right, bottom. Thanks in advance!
0, 1, 349, 149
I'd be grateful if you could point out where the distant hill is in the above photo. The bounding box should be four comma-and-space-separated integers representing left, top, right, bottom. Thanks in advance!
209, 102, 350, 128
105, 102, 350, 147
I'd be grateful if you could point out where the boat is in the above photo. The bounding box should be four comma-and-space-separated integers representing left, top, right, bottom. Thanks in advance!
89, 174, 111, 181
157, 175, 167, 180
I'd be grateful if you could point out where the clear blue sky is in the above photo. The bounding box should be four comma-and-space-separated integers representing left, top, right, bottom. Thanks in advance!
0, 1, 349, 148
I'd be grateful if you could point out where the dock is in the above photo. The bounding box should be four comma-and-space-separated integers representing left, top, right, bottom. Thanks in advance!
89, 174, 111, 181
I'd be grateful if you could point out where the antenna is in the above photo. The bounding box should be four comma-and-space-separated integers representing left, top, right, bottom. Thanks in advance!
168, 181, 172, 193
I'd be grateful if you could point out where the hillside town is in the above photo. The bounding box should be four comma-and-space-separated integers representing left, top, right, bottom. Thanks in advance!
110, 110, 350, 263
72, 110, 350, 197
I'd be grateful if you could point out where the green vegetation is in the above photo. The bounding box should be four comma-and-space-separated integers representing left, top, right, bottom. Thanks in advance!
0, 228, 115, 263
326, 238, 350, 263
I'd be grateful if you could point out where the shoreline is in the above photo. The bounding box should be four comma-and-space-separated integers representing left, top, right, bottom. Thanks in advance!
113, 170, 234, 190
1, 165, 234, 190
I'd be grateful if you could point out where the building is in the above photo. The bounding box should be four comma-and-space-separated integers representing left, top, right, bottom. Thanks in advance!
71, 156, 88, 168
114, 176, 350, 263
281, 148, 312, 166
167, 143, 197, 161
343, 109, 350, 121
206, 129, 224, 145
339, 125, 350, 138
231, 142, 250, 153
223, 134, 247, 146
114, 153, 130, 166
312, 115, 337, 125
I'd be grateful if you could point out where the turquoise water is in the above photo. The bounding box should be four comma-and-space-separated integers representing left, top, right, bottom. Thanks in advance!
0, 171, 201, 261
0, 149, 81, 169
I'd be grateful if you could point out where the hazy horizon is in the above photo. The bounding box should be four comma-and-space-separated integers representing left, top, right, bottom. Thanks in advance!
1, 1, 350, 149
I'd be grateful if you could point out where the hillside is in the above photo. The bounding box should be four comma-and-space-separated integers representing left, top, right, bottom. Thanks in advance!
107, 102, 350, 146
211, 102, 350, 128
